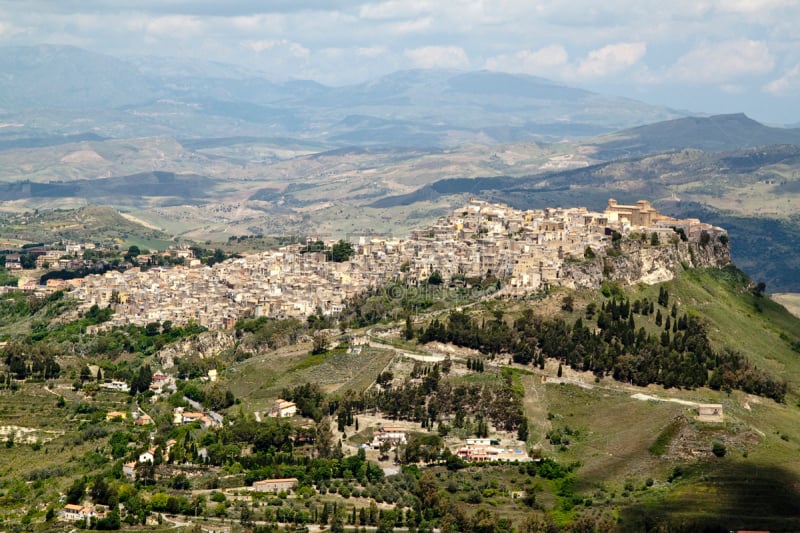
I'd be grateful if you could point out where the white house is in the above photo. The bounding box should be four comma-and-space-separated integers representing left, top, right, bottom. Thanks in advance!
101, 380, 130, 392
62, 504, 96, 521
138, 448, 156, 463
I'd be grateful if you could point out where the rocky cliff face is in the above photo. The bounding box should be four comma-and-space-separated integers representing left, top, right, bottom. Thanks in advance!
157, 330, 236, 369
560, 238, 730, 290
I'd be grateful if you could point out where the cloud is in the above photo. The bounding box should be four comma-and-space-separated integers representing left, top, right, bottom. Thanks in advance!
404, 45, 469, 69
485, 45, 569, 75
359, 1, 432, 20
0, 20, 19, 38
764, 64, 800, 94
244, 39, 309, 59
664, 40, 774, 83
572, 42, 646, 79
713, 0, 794, 14
144, 15, 204, 38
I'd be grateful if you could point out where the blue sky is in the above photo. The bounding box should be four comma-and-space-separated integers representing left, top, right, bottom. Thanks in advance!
1, 0, 799, 123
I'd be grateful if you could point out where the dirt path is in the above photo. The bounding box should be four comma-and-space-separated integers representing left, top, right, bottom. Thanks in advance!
520, 374, 551, 448
629, 392, 702, 407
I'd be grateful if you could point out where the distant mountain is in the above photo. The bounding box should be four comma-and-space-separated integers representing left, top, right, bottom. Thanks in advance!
0, 45, 158, 109
592, 113, 800, 158
0, 45, 684, 145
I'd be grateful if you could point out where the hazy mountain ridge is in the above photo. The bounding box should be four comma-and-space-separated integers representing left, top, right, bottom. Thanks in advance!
0, 45, 683, 145
592, 113, 800, 158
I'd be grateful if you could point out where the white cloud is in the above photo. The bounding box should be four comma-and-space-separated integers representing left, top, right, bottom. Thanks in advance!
665, 40, 774, 83
404, 45, 469, 69
0, 20, 19, 38
229, 14, 286, 32
485, 45, 569, 75
764, 63, 800, 94
713, 0, 794, 14
572, 42, 646, 79
391, 17, 433, 34
145, 15, 204, 38
244, 39, 309, 59
359, 1, 432, 20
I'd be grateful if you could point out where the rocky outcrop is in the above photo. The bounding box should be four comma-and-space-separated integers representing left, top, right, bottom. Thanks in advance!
156, 330, 236, 369
559, 238, 730, 290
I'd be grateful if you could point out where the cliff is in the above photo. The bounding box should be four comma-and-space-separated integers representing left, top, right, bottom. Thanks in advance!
156, 330, 236, 369
559, 238, 731, 290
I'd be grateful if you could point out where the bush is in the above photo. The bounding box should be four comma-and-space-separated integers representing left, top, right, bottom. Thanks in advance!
667, 466, 683, 482
712, 441, 727, 457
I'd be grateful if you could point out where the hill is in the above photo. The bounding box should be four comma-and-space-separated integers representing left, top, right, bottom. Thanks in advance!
0, 205, 172, 248
378, 143, 800, 291
591, 113, 800, 158
1, 259, 799, 531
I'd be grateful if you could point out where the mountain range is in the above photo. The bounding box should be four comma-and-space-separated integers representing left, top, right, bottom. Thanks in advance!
0, 44, 684, 145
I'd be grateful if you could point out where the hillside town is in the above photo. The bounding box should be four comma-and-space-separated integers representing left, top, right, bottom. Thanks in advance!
10, 199, 725, 330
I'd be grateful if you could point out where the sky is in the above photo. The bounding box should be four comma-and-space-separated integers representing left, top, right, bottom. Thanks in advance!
1, 0, 799, 124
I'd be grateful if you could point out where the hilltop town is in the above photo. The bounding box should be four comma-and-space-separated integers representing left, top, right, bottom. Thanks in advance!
8, 199, 727, 331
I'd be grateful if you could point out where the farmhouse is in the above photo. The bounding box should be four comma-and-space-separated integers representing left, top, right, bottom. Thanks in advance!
371, 426, 407, 449
138, 448, 156, 463
268, 399, 297, 418
62, 504, 96, 521
122, 461, 137, 480
101, 380, 130, 392
252, 477, 298, 493
134, 413, 153, 426
456, 444, 532, 463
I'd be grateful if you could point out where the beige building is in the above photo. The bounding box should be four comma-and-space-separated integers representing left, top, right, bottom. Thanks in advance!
696, 404, 723, 423
268, 399, 297, 418
252, 477, 298, 493
605, 199, 665, 227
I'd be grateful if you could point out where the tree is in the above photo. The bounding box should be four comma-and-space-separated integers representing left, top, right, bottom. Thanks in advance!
124, 245, 141, 262
404, 316, 415, 340
557, 364, 563, 378
650, 232, 660, 246
327, 240, 355, 263
561, 295, 574, 313
427, 271, 443, 285
517, 418, 529, 442
66, 477, 86, 504
311, 331, 329, 355
80, 366, 92, 382
377, 371, 394, 388
130, 364, 152, 395
753, 281, 767, 297
583, 246, 596, 259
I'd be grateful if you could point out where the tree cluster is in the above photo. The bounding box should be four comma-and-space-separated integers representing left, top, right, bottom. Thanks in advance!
418, 293, 786, 402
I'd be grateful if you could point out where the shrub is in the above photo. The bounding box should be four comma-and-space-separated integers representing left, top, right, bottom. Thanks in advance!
712, 441, 727, 457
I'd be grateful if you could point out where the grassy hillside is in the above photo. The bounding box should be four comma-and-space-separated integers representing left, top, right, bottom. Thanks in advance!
0, 205, 173, 249
0, 265, 799, 531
